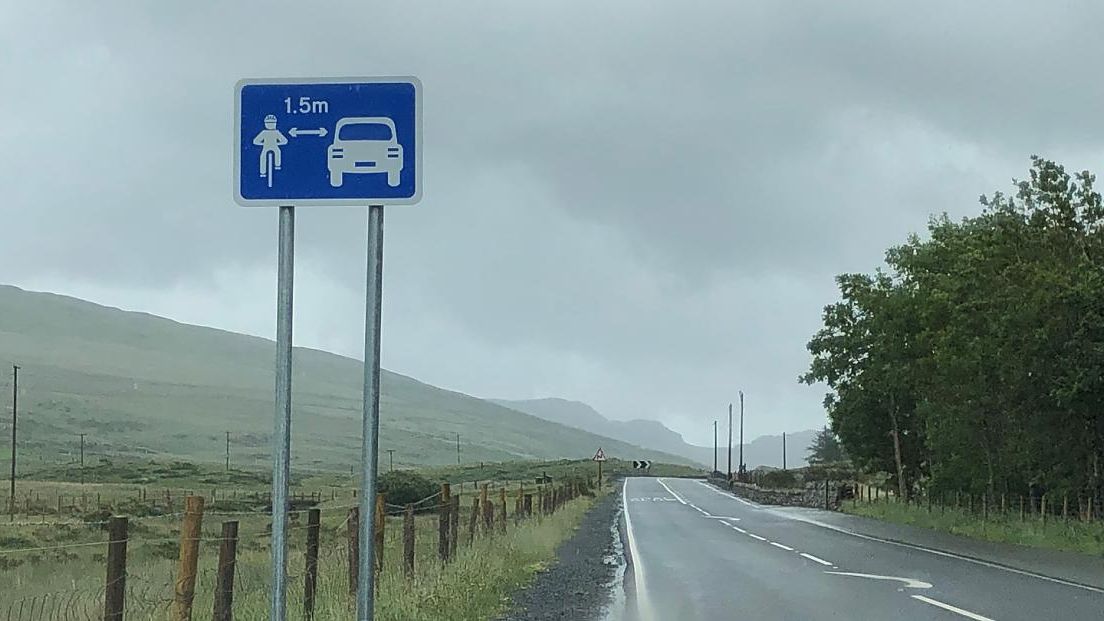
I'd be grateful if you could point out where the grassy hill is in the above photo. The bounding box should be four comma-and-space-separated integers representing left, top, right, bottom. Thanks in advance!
493, 397, 819, 469
0, 285, 692, 476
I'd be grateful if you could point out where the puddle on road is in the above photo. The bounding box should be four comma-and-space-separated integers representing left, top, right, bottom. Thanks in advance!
599, 502, 628, 621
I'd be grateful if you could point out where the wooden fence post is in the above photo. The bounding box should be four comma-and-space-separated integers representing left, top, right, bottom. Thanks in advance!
499, 488, 507, 533
374, 494, 386, 576
523, 494, 533, 517
212, 521, 239, 621
347, 507, 359, 596
468, 496, 479, 545
481, 484, 492, 534
449, 495, 459, 559
515, 484, 523, 523
172, 496, 204, 621
104, 516, 128, 621
403, 505, 415, 579
1042, 494, 1048, 525
439, 483, 451, 562
1063, 494, 1069, 521
304, 509, 321, 620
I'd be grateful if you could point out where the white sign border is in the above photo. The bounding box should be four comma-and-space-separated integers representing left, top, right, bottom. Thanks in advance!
233, 76, 423, 207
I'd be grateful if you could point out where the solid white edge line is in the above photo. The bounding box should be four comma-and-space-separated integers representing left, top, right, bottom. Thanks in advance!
623, 478, 656, 621
769, 542, 794, 551
799, 552, 834, 567
748, 533, 767, 541
732, 526, 747, 533
910, 595, 995, 621
695, 480, 759, 507
782, 514, 1104, 595
656, 478, 688, 505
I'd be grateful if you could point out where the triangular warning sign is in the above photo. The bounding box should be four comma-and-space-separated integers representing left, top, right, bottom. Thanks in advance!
592, 447, 607, 462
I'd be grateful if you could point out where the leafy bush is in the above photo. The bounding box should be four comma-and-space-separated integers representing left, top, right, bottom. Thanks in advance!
760, 470, 800, 489
377, 471, 438, 507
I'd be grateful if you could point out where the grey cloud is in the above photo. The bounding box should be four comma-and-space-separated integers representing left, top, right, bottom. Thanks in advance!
3, 1, 1102, 445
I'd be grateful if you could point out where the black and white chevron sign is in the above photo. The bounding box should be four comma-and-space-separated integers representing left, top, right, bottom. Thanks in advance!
633, 460, 652, 469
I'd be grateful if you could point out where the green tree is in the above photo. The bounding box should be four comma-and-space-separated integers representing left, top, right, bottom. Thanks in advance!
807, 426, 847, 464
804, 157, 1104, 504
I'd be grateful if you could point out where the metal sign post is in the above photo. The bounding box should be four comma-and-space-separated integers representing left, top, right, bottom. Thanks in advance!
234, 77, 420, 621
592, 447, 607, 489
270, 205, 295, 619
357, 204, 385, 619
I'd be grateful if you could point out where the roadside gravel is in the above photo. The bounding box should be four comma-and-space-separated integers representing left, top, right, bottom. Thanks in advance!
497, 489, 622, 621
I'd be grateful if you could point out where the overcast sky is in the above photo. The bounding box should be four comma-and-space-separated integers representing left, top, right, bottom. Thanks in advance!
3, 2, 1102, 446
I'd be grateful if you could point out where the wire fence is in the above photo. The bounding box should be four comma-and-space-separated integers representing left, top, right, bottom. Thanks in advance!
1, 479, 591, 621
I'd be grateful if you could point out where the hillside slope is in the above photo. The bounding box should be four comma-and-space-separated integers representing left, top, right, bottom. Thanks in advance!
0, 285, 692, 473
492, 397, 818, 469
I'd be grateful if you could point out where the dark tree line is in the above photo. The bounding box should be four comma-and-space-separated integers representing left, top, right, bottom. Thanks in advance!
802, 158, 1104, 502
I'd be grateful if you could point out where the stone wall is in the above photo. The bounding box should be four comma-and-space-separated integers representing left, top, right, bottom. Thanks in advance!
709, 478, 843, 510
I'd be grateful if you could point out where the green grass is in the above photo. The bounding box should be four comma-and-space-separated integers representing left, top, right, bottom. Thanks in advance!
423, 457, 703, 485
0, 485, 598, 620
843, 497, 1104, 557
0, 284, 695, 473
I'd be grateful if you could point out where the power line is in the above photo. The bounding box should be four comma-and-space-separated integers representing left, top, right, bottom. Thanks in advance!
79, 433, 86, 485
727, 403, 732, 481
9, 364, 18, 522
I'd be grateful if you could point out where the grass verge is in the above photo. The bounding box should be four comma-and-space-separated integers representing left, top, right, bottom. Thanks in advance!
0, 490, 598, 620
843, 499, 1104, 557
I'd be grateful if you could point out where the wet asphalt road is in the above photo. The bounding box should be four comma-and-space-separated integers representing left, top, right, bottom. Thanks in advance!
619, 477, 1104, 621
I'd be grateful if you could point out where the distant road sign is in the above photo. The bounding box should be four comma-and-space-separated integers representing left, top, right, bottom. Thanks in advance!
234, 77, 422, 206
633, 460, 652, 470
592, 447, 607, 462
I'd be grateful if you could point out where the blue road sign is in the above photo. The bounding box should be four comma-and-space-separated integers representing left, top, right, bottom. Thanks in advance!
234, 77, 421, 206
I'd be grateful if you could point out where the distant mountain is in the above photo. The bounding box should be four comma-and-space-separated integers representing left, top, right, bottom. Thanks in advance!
491, 397, 817, 470
0, 285, 694, 472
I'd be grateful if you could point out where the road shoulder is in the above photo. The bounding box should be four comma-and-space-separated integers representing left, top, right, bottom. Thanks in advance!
497, 490, 621, 621
765, 503, 1104, 592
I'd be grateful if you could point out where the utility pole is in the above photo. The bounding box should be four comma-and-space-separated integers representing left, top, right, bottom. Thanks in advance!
79, 433, 86, 484
456, 433, 461, 465
738, 391, 745, 475
782, 432, 787, 471
225, 431, 230, 471
9, 364, 18, 521
387, 449, 395, 472
713, 420, 718, 474
727, 403, 732, 481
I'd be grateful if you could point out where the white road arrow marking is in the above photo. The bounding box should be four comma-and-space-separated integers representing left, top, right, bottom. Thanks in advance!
911, 595, 995, 620
289, 127, 328, 138
824, 571, 932, 589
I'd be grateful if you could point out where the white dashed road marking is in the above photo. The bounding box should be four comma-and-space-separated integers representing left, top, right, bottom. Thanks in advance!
687, 502, 710, 515
800, 553, 834, 567
769, 542, 795, 551
911, 595, 996, 621
747, 533, 768, 542
799, 550, 830, 565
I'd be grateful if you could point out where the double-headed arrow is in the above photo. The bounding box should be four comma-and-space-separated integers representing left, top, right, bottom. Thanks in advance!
289, 127, 328, 138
